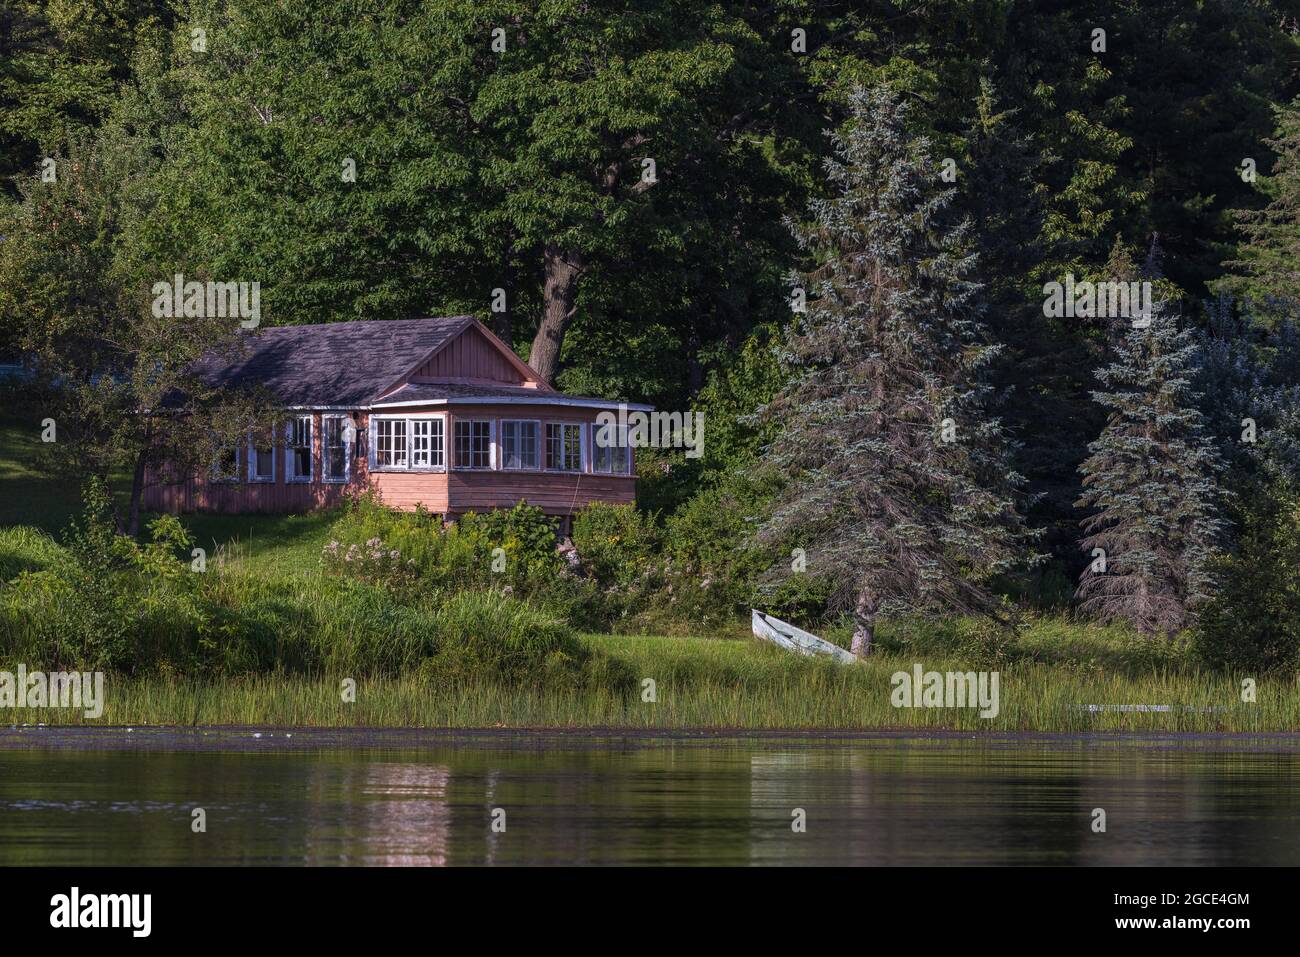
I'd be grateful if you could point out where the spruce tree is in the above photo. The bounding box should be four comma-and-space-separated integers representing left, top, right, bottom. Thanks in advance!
1076, 301, 1226, 636
1222, 97, 1300, 315
755, 85, 1028, 658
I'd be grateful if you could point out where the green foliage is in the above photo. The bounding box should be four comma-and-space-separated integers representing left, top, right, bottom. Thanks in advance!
875, 613, 1192, 676
8, 0, 1300, 671
571, 503, 658, 590
0, 478, 203, 670
1220, 97, 1300, 315
0, 507, 612, 686
755, 85, 1029, 652
1194, 488, 1300, 674
321, 494, 562, 596
416, 590, 629, 691
0, 0, 172, 191
465, 501, 561, 577
1076, 300, 1226, 636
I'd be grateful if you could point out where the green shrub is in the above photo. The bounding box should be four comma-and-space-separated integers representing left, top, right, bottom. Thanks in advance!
322, 494, 563, 596
661, 474, 831, 626
1194, 490, 1300, 673
460, 501, 560, 578
572, 502, 658, 588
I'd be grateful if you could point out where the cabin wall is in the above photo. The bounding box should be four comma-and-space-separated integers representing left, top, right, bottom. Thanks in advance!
142, 412, 374, 515
446, 470, 633, 514
368, 470, 450, 513
433, 402, 636, 515
142, 403, 637, 518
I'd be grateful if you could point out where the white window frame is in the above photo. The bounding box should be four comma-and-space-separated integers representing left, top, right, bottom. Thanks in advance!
210, 442, 242, 483
500, 419, 542, 471
285, 415, 314, 483
374, 416, 408, 469
545, 421, 586, 473
368, 414, 447, 472
247, 434, 276, 483
453, 418, 495, 470
409, 419, 432, 469
592, 422, 632, 475
321, 415, 353, 483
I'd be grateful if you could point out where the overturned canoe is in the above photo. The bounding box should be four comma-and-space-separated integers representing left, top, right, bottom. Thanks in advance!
751, 610, 859, 665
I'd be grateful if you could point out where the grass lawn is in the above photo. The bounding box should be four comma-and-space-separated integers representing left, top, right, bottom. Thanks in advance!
0, 409, 108, 532
1, 407, 336, 575
179, 510, 337, 577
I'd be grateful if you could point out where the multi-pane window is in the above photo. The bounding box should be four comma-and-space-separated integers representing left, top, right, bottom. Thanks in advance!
592, 423, 632, 475
286, 416, 313, 481
428, 418, 445, 467
249, 441, 275, 482
546, 423, 583, 472
409, 419, 446, 468
372, 417, 444, 469
454, 420, 492, 469
376, 418, 408, 468
500, 420, 539, 470
323, 416, 349, 482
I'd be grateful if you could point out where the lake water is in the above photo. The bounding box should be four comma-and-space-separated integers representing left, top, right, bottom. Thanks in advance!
1, 728, 1297, 866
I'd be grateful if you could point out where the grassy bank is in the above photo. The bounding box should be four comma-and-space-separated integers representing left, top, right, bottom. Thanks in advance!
4, 634, 1293, 733
2, 422, 1293, 734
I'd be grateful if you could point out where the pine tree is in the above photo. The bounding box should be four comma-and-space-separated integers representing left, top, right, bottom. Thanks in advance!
755, 85, 1028, 658
1221, 97, 1300, 315
1076, 301, 1226, 636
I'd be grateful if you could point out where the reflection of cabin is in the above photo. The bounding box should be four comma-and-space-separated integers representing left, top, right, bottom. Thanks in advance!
142, 316, 646, 528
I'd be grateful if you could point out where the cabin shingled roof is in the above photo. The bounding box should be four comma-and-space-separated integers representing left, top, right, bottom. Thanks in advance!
190, 316, 475, 407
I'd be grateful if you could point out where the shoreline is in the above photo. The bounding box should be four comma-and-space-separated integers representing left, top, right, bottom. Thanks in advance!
5, 724, 1300, 751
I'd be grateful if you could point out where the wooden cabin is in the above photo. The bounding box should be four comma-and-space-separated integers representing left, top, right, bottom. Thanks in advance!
142, 316, 646, 529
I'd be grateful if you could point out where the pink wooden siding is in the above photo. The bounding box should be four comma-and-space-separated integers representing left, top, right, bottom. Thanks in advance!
143, 404, 637, 518
142, 412, 369, 515
409, 325, 531, 385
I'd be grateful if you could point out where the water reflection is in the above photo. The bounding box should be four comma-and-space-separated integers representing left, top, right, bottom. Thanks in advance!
0, 732, 1296, 866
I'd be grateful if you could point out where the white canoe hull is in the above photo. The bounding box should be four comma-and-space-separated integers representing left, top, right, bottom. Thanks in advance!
751, 610, 859, 665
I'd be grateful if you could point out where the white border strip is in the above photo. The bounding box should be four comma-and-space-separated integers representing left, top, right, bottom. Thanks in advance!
368, 396, 654, 412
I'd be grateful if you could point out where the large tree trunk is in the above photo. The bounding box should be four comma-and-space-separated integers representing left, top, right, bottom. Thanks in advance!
850, 586, 878, 658
529, 244, 584, 385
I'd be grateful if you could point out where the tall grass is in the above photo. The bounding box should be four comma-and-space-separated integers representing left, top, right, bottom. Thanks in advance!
0, 525, 63, 580
6, 634, 1296, 732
